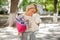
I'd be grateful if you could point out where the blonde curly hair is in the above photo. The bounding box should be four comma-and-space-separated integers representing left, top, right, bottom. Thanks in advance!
26, 4, 38, 13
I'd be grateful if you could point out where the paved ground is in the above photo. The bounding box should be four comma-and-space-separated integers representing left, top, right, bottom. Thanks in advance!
0, 24, 60, 40
0, 27, 18, 40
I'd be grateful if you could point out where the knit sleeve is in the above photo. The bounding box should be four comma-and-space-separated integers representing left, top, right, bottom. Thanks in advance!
32, 13, 42, 24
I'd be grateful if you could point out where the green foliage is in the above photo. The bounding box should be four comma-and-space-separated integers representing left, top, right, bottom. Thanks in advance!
0, 0, 8, 14
19, 0, 28, 11
0, 0, 8, 7
0, 8, 8, 14
20, 0, 60, 12
19, 0, 37, 11
46, 4, 54, 11
58, 0, 60, 11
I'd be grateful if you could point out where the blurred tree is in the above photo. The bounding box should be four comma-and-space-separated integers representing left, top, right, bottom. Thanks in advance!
7, 0, 19, 27
0, 0, 8, 14
19, 0, 28, 11
58, 0, 60, 11
19, 0, 60, 14
20, 0, 37, 11
58, 0, 60, 15
54, 0, 58, 13
0, 0, 8, 7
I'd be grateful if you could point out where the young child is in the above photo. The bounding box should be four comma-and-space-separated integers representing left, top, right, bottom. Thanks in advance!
16, 13, 27, 39
25, 4, 41, 32
22, 4, 42, 40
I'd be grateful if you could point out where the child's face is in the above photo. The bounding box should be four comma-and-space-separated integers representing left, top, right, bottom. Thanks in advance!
28, 6, 37, 14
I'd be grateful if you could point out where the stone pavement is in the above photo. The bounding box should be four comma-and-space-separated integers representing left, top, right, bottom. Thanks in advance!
0, 27, 18, 40
35, 23, 60, 40
0, 24, 60, 40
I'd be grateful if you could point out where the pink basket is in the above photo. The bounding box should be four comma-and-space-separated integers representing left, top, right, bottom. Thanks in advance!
16, 21, 27, 33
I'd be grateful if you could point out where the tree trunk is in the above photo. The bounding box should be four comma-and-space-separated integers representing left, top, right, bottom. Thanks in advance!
8, 0, 19, 27
54, 0, 58, 13
53, 0, 58, 23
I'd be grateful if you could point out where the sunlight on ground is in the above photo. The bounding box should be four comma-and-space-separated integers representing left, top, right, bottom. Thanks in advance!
0, 23, 60, 40
36, 23, 60, 38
